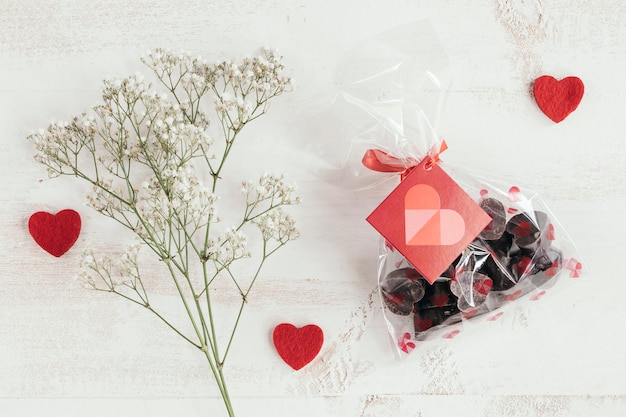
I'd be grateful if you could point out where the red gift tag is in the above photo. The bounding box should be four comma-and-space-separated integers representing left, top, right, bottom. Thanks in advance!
367, 158, 491, 284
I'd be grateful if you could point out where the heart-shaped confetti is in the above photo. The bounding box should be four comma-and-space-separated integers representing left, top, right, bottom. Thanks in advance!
565, 258, 583, 278
28, 209, 81, 257
507, 186, 522, 202
462, 309, 479, 319
272, 323, 323, 370
398, 332, 416, 354
487, 311, 504, 321
530, 291, 547, 301
504, 289, 523, 301
442, 329, 461, 339
533, 75, 584, 123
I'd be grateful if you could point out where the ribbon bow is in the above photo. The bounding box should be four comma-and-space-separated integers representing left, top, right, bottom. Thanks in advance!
362, 140, 448, 180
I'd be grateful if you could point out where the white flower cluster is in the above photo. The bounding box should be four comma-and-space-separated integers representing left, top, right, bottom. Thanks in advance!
143, 48, 292, 133
240, 173, 300, 246
79, 249, 116, 289
28, 114, 98, 177
136, 163, 218, 238
241, 172, 301, 207
206, 227, 250, 266
254, 208, 299, 244
86, 178, 121, 213
79, 242, 147, 305
119, 240, 142, 280
96, 73, 212, 167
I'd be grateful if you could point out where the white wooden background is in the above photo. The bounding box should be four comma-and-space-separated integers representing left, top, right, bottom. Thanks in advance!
1, 1, 625, 416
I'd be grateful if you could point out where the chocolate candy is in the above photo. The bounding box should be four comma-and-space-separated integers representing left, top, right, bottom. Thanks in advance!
479, 198, 506, 240
450, 271, 493, 311
380, 268, 425, 315
413, 279, 460, 334
482, 230, 514, 257
529, 248, 563, 288
480, 254, 516, 291
506, 211, 549, 250
510, 252, 542, 285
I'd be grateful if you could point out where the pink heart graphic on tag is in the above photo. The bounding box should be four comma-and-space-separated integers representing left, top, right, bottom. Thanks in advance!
404, 184, 465, 246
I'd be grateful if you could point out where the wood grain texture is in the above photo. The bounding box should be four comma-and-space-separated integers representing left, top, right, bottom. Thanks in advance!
1, 0, 625, 416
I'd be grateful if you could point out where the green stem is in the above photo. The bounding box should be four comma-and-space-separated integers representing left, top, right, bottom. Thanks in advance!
201, 347, 236, 417
220, 241, 269, 364
202, 261, 222, 364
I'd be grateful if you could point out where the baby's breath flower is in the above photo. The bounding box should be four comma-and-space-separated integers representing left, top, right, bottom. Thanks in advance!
207, 227, 250, 266
80, 249, 115, 290
242, 173, 301, 207
28, 47, 296, 417
254, 207, 299, 244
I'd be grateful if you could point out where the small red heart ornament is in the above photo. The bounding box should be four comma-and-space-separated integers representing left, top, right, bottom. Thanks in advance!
272, 323, 323, 370
28, 209, 81, 257
533, 75, 584, 123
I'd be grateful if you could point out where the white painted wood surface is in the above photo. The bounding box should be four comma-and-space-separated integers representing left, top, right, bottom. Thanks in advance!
1, 1, 625, 416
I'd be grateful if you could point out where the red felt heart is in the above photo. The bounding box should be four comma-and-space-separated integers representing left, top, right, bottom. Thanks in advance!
272, 323, 323, 370
28, 209, 81, 257
404, 184, 465, 246
533, 75, 584, 123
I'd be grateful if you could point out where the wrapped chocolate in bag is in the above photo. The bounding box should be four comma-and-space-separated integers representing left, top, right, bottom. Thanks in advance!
369, 162, 582, 355
327, 22, 584, 357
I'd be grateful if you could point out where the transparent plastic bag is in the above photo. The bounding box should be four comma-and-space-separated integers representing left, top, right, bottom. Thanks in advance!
298, 20, 451, 190
329, 21, 584, 357
377, 174, 583, 356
